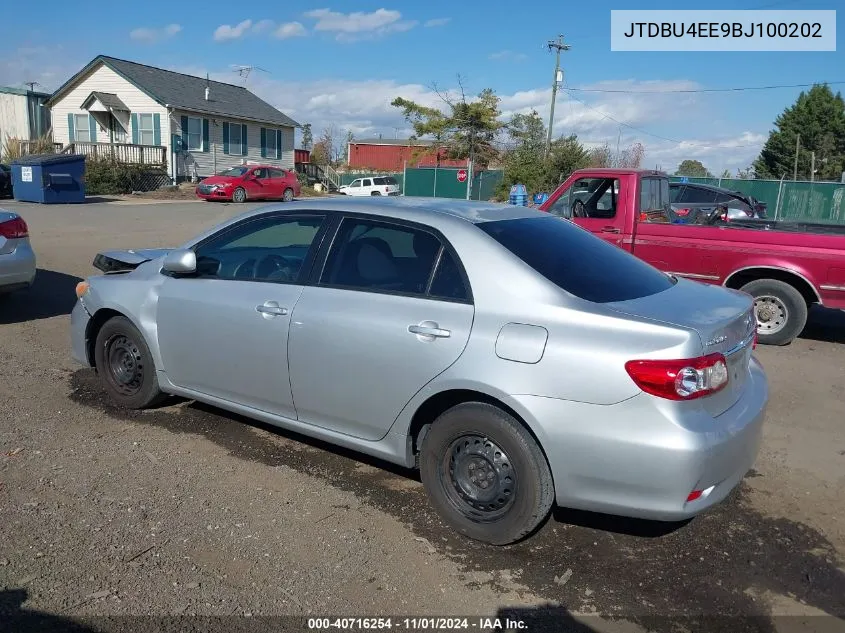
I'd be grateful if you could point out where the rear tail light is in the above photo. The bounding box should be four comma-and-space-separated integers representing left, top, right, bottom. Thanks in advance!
624, 353, 729, 401
0, 216, 28, 239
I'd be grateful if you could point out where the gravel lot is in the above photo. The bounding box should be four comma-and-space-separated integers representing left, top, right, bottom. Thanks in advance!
1, 199, 844, 633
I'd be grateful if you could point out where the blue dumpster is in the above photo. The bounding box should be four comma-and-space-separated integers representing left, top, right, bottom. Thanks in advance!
11, 154, 86, 204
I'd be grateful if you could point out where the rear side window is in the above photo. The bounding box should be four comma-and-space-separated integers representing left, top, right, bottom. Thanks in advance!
478, 216, 675, 303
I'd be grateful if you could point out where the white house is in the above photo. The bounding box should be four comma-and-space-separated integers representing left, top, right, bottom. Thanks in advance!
0, 86, 52, 147
45, 55, 299, 182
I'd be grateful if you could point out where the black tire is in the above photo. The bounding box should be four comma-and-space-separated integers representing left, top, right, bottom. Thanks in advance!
740, 278, 808, 346
370, 191, 382, 196
283, 188, 294, 202
232, 187, 247, 203
419, 402, 554, 545
94, 316, 167, 409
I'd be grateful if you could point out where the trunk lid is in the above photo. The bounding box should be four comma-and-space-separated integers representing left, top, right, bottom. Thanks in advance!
606, 277, 756, 416
93, 248, 172, 273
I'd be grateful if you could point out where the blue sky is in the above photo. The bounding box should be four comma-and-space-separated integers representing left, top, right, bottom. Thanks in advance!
1, 0, 842, 172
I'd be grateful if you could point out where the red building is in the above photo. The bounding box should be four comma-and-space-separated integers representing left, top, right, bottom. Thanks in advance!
347, 139, 466, 172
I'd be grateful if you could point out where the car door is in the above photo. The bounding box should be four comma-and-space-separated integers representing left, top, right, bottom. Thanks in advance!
360, 178, 373, 195
287, 215, 475, 441
267, 168, 287, 198
547, 176, 626, 247
347, 179, 362, 196
156, 213, 329, 418
249, 167, 273, 199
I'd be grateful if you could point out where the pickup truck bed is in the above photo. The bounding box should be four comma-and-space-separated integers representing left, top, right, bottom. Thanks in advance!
540, 168, 845, 345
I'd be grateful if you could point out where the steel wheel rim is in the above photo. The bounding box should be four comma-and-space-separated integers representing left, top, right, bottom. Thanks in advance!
104, 335, 144, 396
442, 434, 516, 522
234, 188, 245, 202
754, 295, 789, 335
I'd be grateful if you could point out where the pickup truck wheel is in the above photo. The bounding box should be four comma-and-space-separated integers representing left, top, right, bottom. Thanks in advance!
740, 279, 808, 346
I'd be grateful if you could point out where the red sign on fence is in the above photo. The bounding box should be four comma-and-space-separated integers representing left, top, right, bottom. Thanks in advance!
456, 169, 468, 183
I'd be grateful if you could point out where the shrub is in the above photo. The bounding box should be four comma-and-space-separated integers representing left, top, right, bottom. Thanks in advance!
84, 157, 170, 195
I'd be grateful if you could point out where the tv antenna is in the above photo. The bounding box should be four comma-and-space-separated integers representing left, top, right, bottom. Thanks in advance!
230, 65, 270, 86
23, 81, 42, 92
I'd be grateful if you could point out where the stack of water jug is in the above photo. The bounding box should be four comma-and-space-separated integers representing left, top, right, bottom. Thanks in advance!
508, 184, 528, 206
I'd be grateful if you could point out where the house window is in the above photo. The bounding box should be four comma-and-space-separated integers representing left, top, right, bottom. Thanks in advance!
73, 114, 91, 143
229, 123, 243, 155
266, 128, 277, 157
186, 117, 203, 151
138, 114, 155, 146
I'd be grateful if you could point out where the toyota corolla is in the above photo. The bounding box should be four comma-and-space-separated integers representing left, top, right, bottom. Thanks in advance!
70, 198, 768, 545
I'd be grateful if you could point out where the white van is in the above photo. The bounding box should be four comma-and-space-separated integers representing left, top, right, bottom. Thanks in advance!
338, 176, 401, 197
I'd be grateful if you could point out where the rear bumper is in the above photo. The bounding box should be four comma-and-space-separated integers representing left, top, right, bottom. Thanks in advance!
0, 240, 36, 292
515, 357, 768, 521
70, 299, 92, 366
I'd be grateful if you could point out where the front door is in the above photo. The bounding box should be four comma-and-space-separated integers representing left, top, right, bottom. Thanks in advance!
156, 213, 328, 418
545, 175, 626, 248
287, 215, 475, 441
243, 167, 272, 199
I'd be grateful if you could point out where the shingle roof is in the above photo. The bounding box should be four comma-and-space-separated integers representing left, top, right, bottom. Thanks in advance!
82, 91, 129, 110
48, 55, 299, 128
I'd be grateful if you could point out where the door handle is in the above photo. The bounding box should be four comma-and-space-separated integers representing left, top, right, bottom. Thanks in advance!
601, 226, 620, 233
256, 301, 288, 317
408, 322, 451, 339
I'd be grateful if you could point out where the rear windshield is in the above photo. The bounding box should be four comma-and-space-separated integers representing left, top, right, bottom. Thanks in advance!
373, 177, 398, 185
478, 215, 675, 303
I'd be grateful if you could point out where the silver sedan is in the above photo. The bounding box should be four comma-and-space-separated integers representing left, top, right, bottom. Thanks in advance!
0, 209, 36, 297
70, 198, 768, 545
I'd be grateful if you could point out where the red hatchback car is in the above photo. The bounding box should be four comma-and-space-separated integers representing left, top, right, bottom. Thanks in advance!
195, 165, 301, 203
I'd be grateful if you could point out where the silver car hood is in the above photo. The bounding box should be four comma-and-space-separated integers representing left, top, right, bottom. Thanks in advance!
93, 248, 173, 273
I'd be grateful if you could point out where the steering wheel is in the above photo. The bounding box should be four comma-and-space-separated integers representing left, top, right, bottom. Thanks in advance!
256, 253, 296, 281
703, 205, 728, 225
571, 199, 586, 218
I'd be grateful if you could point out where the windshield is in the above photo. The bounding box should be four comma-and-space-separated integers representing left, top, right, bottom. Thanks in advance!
478, 215, 675, 303
218, 167, 249, 177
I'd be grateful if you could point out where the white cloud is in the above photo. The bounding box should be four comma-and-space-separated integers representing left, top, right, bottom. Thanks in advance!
166, 65, 764, 173
0, 45, 83, 91
304, 8, 418, 41
424, 18, 451, 27
252, 19, 275, 34
213, 19, 254, 42
489, 50, 528, 62
130, 23, 182, 43
275, 21, 307, 39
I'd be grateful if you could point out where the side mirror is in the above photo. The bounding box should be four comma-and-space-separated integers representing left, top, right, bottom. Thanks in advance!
161, 249, 197, 274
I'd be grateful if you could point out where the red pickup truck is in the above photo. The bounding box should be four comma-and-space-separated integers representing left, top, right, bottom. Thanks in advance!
539, 168, 845, 345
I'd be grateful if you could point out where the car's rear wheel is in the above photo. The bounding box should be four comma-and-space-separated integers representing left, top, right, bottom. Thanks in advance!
283, 188, 294, 202
419, 402, 554, 545
371, 191, 382, 196
740, 278, 808, 346
232, 187, 247, 203
94, 316, 167, 409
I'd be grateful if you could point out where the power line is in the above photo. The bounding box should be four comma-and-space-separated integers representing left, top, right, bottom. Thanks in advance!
567, 81, 845, 94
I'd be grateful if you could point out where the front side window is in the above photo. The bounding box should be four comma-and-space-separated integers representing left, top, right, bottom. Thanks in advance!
252, 168, 269, 180
138, 113, 155, 146
193, 215, 325, 283
320, 218, 444, 296
186, 117, 203, 151
478, 215, 675, 303
74, 114, 91, 143
548, 177, 619, 219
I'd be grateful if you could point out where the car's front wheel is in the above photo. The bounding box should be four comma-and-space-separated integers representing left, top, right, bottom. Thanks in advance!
94, 316, 167, 409
419, 402, 554, 545
232, 187, 247, 203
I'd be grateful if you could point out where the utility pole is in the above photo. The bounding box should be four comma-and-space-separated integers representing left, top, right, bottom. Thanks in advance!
810, 151, 815, 182
545, 34, 571, 158
793, 133, 800, 181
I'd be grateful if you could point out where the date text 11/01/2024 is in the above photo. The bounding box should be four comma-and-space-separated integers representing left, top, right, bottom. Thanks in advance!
307, 617, 527, 630
622, 21, 823, 38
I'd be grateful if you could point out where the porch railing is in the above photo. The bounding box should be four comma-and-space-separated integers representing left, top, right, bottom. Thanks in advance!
17, 140, 63, 155
61, 142, 167, 166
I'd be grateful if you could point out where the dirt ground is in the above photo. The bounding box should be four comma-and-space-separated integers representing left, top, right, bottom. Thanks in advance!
1, 199, 843, 633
